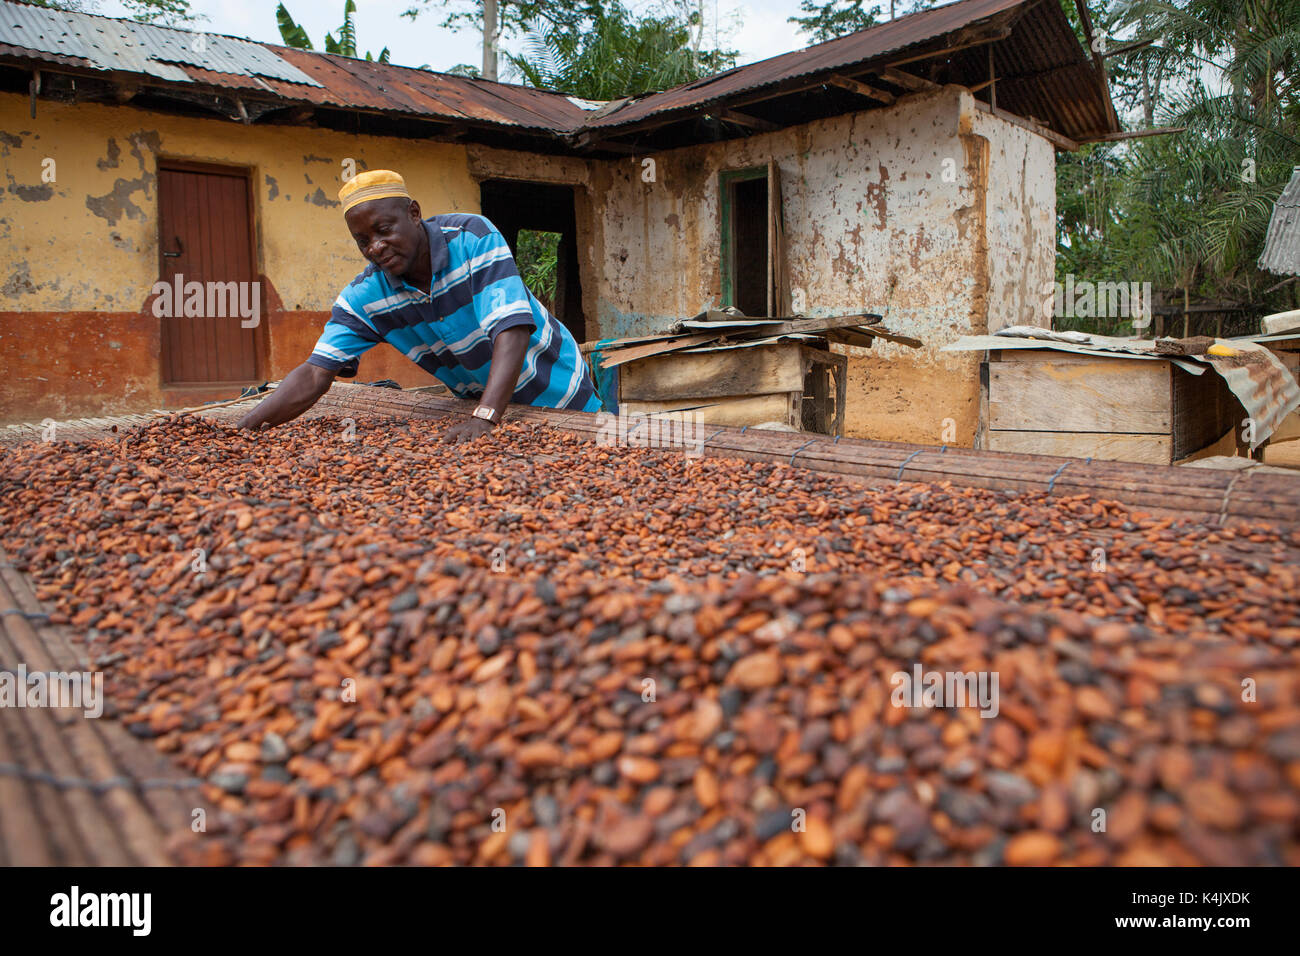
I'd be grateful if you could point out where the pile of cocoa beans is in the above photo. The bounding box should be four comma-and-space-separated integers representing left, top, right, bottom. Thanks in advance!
1, 415, 1296, 865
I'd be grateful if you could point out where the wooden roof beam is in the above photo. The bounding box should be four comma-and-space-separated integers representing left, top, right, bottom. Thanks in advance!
975, 100, 1079, 152
826, 74, 894, 105
714, 107, 779, 132
875, 66, 939, 92
1082, 126, 1185, 143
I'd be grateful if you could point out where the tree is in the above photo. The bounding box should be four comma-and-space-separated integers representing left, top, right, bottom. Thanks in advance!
25, 0, 199, 25
401, 1, 604, 80
1055, 0, 1300, 322
505, 2, 736, 100
787, 0, 937, 44
277, 1, 391, 63
788, 0, 881, 43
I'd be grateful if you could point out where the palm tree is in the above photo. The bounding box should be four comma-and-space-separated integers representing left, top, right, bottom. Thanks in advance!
1058, 0, 1300, 318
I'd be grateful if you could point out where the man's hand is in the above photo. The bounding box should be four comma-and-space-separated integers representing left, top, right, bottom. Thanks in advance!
437, 325, 530, 444
235, 362, 335, 431
441, 417, 495, 444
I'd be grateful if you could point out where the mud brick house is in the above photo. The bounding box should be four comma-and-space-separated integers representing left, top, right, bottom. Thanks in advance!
0, 0, 1117, 441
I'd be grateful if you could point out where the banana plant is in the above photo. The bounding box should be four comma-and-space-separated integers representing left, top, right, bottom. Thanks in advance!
275, 1, 390, 63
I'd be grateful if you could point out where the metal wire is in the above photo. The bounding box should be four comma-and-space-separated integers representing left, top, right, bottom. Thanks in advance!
1046, 461, 1072, 494
896, 448, 925, 481
789, 439, 818, 466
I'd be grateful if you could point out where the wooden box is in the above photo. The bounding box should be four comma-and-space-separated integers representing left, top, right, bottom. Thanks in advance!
983, 348, 1240, 464
618, 342, 847, 435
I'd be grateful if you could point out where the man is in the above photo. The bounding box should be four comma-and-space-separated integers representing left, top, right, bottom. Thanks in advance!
235, 169, 601, 442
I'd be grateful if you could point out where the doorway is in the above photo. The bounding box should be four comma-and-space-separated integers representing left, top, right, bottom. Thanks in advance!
157, 162, 261, 385
721, 163, 790, 317
479, 179, 586, 343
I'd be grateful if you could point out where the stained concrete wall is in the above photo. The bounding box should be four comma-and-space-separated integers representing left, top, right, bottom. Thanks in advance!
0, 93, 479, 423
587, 87, 1057, 446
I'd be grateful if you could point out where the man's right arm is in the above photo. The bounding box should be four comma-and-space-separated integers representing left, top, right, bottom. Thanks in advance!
235, 362, 336, 430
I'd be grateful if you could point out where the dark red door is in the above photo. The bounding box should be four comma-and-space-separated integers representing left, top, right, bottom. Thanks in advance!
158, 164, 259, 384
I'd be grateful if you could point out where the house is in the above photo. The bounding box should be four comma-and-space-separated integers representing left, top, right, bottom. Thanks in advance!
0, 0, 1117, 442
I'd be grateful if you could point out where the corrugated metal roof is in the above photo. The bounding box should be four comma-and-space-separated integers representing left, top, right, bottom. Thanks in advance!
1259, 166, 1300, 277
581, 0, 1114, 140
267, 47, 589, 130
0, 0, 1113, 142
0, 2, 318, 85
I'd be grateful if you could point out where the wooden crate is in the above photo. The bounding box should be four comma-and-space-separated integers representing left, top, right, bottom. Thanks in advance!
983, 349, 1240, 464
618, 342, 847, 435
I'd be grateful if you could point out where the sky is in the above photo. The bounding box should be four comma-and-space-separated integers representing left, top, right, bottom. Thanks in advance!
95, 0, 825, 80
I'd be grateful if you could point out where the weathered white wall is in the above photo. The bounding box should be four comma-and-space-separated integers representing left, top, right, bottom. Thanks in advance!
973, 107, 1057, 333
587, 87, 1058, 445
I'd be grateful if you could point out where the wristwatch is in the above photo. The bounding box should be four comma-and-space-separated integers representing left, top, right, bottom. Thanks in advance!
472, 404, 500, 425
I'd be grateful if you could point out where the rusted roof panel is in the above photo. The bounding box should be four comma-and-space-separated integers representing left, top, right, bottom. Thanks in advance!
268, 47, 589, 130
0, 0, 1114, 142
1202, 342, 1300, 449
581, 0, 1113, 140
1259, 166, 1300, 277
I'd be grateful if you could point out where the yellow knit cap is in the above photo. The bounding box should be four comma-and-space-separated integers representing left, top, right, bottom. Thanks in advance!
338, 169, 411, 213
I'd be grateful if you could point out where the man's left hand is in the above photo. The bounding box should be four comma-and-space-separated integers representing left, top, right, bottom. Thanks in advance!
442, 417, 496, 444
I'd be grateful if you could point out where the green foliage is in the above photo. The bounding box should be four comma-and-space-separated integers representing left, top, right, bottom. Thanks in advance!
787, 0, 939, 44
121, 0, 199, 25
515, 230, 560, 306
275, 3, 313, 49
402, 1, 605, 38
28, 0, 199, 24
1055, 0, 1300, 325
505, 2, 737, 100
276, 1, 389, 62
788, 1, 882, 43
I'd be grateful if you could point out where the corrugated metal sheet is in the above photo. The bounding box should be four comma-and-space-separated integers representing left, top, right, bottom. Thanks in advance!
1201, 341, 1300, 450
0, 2, 318, 86
1259, 166, 1300, 277
267, 47, 589, 130
0, 0, 1113, 140
582, 0, 1114, 140
945, 332, 1300, 446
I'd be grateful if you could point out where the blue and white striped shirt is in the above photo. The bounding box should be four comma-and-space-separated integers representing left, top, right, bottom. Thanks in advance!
308, 214, 600, 412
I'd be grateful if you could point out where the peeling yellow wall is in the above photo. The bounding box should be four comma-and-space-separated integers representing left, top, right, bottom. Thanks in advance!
0, 92, 480, 422
0, 92, 478, 311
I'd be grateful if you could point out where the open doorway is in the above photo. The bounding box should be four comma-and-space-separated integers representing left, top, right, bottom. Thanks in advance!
723, 171, 768, 317
479, 179, 586, 343
720, 163, 789, 317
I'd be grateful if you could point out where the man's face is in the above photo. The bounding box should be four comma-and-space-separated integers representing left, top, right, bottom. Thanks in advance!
345, 197, 425, 279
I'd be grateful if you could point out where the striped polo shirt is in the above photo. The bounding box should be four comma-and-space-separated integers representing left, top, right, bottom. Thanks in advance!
308, 214, 601, 412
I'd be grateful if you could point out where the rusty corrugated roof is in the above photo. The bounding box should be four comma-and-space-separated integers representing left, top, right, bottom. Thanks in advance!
265, 47, 590, 131
0, 0, 1115, 143
1259, 167, 1300, 277
582, 0, 1113, 140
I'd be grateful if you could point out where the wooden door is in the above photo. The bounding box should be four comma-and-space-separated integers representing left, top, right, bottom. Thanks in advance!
158, 163, 259, 384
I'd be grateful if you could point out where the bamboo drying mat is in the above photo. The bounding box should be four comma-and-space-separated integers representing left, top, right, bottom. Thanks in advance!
0, 550, 204, 865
